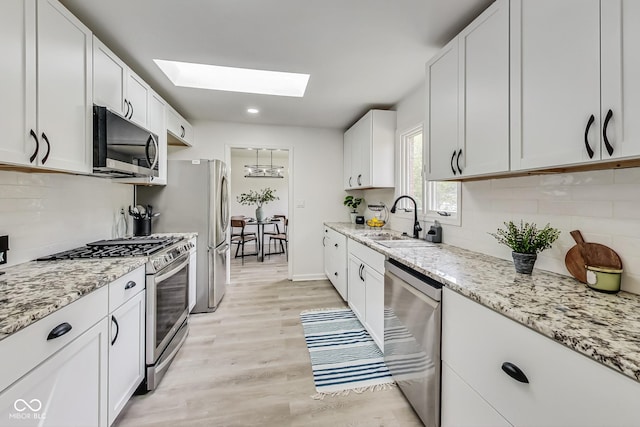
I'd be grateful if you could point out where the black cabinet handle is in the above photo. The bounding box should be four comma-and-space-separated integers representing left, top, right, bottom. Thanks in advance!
603, 109, 614, 156
334, 243, 338, 248
41, 132, 51, 164
111, 315, 119, 346
456, 149, 463, 174
450, 151, 457, 175
322, 237, 326, 247
584, 114, 595, 159
128, 101, 134, 119
124, 280, 137, 290
124, 99, 130, 118
29, 129, 39, 163
180, 125, 185, 138
501, 362, 529, 383
47, 322, 72, 340
334, 272, 338, 276
349, 177, 352, 187
357, 174, 362, 186
358, 264, 365, 281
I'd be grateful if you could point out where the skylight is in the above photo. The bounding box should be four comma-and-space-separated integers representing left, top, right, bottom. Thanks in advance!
154, 59, 310, 97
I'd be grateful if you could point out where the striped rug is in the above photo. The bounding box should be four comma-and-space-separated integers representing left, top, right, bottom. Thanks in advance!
300, 308, 394, 397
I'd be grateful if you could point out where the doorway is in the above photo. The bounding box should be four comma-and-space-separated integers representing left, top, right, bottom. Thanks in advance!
226, 146, 292, 283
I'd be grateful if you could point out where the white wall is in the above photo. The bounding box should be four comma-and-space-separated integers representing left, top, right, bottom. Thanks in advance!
168, 121, 345, 281
388, 81, 640, 295
229, 150, 289, 219
0, 170, 132, 268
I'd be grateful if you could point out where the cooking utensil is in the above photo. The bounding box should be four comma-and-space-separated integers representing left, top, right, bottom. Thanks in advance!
136, 204, 147, 218
564, 230, 622, 283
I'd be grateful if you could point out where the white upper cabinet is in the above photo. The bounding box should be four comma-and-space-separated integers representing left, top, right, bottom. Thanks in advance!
0, 0, 92, 174
166, 105, 194, 146
427, 0, 509, 180
0, 0, 36, 167
343, 109, 396, 190
510, 0, 640, 170
37, 0, 92, 174
126, 70, 149, 128
426, 39, 460, 181
93, 37, 126, 115
600, 0, 640, 161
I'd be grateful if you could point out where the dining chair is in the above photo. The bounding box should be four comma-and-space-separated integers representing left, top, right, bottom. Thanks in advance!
230, 218, 258, 264
267, 218, 288, 259
263, 214, 286, 238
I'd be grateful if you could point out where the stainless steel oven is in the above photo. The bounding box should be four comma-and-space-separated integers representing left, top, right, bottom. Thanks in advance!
145, 252, 190, 391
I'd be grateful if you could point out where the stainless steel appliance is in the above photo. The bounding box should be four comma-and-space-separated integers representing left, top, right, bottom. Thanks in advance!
137, 159, 230, 313
93, 105, 160, 178
384, 259, 442, 427
37, 236, 193, 391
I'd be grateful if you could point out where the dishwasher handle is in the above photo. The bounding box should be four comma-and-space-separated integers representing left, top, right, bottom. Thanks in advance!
385, 259, 442, 302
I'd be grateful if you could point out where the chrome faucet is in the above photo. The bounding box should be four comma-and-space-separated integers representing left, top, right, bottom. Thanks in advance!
390, 195, 422, 239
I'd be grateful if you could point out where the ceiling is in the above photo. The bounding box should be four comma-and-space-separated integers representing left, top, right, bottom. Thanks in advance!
60, 0, 493, 130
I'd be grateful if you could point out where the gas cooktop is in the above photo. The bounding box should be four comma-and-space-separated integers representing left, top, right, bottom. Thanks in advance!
37, 236, 184, 261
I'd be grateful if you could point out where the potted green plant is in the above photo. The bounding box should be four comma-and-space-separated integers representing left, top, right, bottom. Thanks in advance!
489, 220, 560, 274
344, 195, 363, 223
237, 188, 279, 221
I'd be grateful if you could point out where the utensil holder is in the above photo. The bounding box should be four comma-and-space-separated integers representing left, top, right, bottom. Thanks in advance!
133, 218, 151, 236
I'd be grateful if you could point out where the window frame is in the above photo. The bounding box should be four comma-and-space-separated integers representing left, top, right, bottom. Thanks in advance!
395, 123, 462, 227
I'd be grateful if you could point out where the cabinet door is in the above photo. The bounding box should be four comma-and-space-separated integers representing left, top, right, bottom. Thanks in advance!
0, 318, 109, 427
343, 129, 353, 189
36, 0, 92, 173
348, 255, 366, 323
459, 0, 510, 177
126, 70, 149, 128
331, 234, 348, 301
108, 292, 145, 425
323, 230, 333, 279
601, 0, 640, 161
510, 0, 601, 170
93, 37, 126, 115
441, 362, 512, 427
364, 265, 384, 350
0, 0, 36, 167
426, 39, 460, 180
349, 115, 369, 188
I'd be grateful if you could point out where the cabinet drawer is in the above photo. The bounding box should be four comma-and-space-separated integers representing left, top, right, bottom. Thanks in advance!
0, 285, 108, 391
347, 239, 385, 274
442, 288, 640, 426
108, 266, 145, 312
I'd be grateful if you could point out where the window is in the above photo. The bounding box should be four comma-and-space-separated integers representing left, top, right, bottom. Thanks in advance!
398, 126, 423, 211
398, 125, 461, 225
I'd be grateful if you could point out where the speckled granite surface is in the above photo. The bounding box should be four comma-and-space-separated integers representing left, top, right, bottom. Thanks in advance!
0, 258, 146, 341
325, 222, 640, 383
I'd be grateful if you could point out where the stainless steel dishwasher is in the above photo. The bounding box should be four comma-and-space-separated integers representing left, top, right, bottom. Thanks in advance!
384, 259, 442, 427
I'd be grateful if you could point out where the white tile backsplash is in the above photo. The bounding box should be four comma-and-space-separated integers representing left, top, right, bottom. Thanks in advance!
447, 168, 640, 295
0, 170, 132, 268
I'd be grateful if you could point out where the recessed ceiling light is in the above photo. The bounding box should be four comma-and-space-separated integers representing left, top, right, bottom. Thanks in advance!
154, 59, 310, 97
247, 108, 259, 114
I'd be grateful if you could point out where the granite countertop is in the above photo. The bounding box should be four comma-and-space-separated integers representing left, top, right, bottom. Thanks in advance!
325, 222, 640, 384
0, 232, 198, 342
0, 258, 146, 342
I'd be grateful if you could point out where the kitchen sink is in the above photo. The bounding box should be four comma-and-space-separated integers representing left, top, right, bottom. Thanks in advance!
361, 232, 413, 241
376, 240, 437, 249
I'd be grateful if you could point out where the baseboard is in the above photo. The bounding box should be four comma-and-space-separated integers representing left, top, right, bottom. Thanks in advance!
292, 273, 328, 282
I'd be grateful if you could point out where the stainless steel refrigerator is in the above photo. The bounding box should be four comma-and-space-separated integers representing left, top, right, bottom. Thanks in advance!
137, 159, 229, 313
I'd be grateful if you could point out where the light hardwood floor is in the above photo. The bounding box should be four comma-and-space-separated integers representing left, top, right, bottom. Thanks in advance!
115, 254, 422, 426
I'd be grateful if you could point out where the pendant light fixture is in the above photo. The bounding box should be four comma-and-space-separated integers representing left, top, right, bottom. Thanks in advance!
244, 149, 284, 178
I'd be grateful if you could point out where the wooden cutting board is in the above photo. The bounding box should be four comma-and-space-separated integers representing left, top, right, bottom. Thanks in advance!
564, 230, 622, 283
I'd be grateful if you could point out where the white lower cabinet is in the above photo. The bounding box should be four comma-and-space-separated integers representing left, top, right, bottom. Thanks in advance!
442, 287, 640, 426
107, 267, 145, 426
347, 239, 385, 350
323, 227, 347, 300
0, 318, 109, 427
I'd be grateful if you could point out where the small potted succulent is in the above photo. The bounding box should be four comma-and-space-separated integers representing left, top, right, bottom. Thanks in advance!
489, 220, 560, 274
237, 188, 279, 221
343, 195, 363, 223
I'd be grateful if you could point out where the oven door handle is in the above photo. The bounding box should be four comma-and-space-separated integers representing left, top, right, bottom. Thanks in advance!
155, 254, 190, 283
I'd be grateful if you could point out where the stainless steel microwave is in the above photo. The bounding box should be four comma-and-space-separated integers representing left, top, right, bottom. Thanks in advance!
93, 105, 159, 178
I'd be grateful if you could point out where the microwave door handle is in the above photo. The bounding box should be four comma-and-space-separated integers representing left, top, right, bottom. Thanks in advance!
145, 134, 159, 170
149, 134, 159, 170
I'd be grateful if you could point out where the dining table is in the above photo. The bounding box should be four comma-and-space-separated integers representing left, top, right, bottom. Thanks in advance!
245, 218, 281, 262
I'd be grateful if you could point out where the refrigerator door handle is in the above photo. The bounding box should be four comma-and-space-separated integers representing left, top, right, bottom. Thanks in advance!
215, 243, 229, 254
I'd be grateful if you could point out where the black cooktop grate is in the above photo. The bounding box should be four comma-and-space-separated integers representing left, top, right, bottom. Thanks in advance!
36, 236, 183, 261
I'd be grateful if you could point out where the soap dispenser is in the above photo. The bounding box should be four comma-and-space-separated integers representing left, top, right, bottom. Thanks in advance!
425, 220, 442, 243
